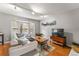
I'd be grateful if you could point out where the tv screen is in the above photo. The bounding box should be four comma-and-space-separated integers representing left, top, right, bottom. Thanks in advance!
52, 29, 64, 37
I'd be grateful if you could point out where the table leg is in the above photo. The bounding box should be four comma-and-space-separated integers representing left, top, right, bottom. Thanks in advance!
2, 35, 4, 45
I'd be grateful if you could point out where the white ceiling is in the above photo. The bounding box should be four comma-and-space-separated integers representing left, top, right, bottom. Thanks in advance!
13, 3, 79, 15
0, 4, 42, 20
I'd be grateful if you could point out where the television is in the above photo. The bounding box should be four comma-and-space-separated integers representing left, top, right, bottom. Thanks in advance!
52, 29, 64, 37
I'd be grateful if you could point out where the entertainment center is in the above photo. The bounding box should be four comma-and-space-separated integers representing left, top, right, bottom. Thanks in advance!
50, 29, 66, 47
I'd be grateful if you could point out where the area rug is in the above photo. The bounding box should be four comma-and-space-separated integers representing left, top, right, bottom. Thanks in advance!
33, 46, 55, 56
21, 46, 55, 56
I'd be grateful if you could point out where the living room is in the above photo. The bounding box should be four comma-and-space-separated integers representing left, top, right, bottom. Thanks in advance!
0, 3, 79, 56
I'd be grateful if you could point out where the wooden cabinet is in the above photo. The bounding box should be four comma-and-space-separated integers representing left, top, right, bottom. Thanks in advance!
50, 35, 66, 46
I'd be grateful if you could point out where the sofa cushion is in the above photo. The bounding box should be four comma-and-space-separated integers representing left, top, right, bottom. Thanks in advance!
17, 37, 30, 45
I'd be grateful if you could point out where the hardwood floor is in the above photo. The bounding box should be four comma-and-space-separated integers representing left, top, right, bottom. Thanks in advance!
0, 42, 71, 56
48, 43, 71, 56
0, 43, 10, 56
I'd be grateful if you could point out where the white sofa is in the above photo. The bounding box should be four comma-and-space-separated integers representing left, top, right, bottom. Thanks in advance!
9, 41, 38, 56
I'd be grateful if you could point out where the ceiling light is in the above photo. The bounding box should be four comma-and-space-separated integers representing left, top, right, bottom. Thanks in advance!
44, 15, 48, 18
32, 12, 35, 15
40, 15, 48, 18
40, 16, 44, 18
31, 6, 44, 14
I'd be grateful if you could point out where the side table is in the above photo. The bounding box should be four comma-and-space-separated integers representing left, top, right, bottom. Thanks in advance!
0, 33, 4, 45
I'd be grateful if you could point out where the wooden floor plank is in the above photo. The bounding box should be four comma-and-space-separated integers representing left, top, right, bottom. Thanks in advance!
48, 43, 71, 56
0, 43, 10, 56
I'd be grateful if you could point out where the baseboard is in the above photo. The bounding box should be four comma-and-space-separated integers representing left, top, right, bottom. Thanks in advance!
0, 41, 10, 44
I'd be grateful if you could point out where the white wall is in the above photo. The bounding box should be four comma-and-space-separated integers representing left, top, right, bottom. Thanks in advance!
0, 12, 40, 42
68, 8, 79, 44
40, 16, 56, 40
40, 8, 79, 46
0, 13, 11, 42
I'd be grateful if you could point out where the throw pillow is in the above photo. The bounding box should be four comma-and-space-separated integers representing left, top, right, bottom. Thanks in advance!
17, 37, 30, 45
